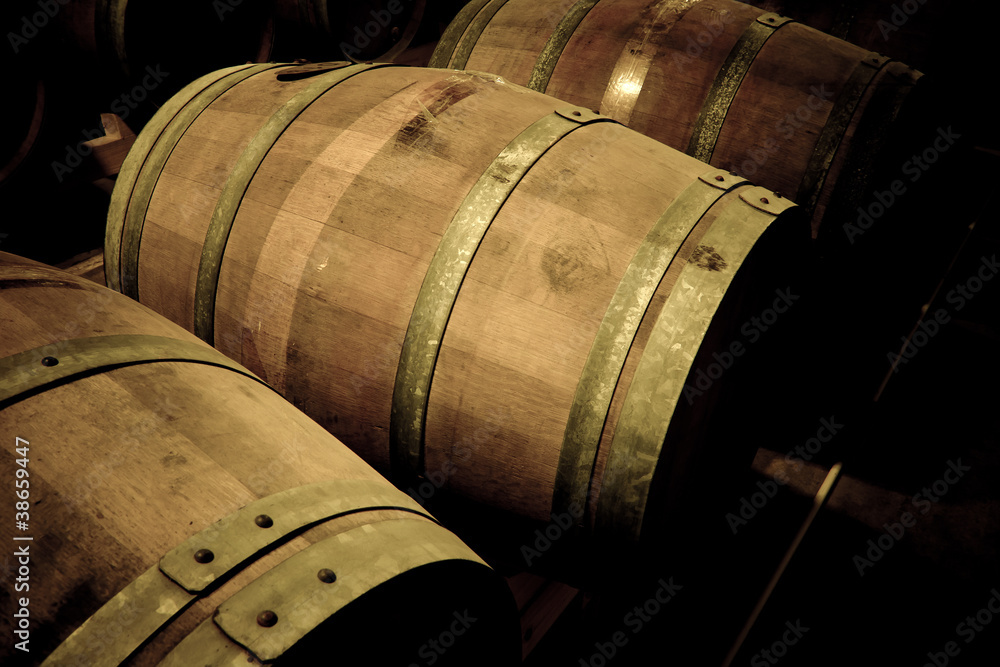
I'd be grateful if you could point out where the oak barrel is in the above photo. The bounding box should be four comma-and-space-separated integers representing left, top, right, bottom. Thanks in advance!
428, 0, 923, 240
50, 0, 427, 83
0, 70, 45, 188
0, 252, 517, 665
52, 0, 275, 81
2, 5, 48, 189
272, 0, 428, 63
748, 0, 946, 74
104, 62, 808, 554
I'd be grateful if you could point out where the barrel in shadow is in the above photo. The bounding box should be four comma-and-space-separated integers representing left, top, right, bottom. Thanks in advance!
271, 0, 428, 63
104, 62, 810, 565
749, 0, 948, 75
51, 0, 274, 81
0, 252, 518, 665
429, 0, 924, 247
0, 66, 45, 189
46, 1, 427, 88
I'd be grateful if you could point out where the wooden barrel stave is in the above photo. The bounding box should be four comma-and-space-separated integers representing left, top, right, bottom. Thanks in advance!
749, 0, 947, 74
579, 171, 771, 530
8, 364, 424, 662
431, 0, 923, 240
106, 63, 809, 551
208, 66, 570, 471
421, 123, 720, 520
0, 254, 517, 664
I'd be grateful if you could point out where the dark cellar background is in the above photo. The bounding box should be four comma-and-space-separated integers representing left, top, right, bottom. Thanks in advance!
2, 1, 999, 665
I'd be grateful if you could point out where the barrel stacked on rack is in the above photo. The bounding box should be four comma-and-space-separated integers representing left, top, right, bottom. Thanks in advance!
49, 0, 429, 82
52, 0, 273, 81
0, 252, 517, 664
104, 62, 808, 555
748, 0, 944, 73
1, 0, 441, 268
271, 0, 428, 62
1, 2, 47, 191
0, 64, 45, 188
0, 1, 979, 664
429, 0, 923, 244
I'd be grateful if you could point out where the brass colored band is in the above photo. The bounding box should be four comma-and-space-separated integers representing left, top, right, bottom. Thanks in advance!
42, 484, 436, 666
157, 619, 244, 667
160, 479, 435, 592
595, 186, 797, 544
0, 334, 267, 407
208, 519, 485, 662
105, 63, 255, 291
794, 54, 888, 216
428, 0, 495, 68
686, 13, 794, 163
451, 0, 507, 69
113, 63, 279, 299
447, 0, 514, 70
41, 565, 196, 667
390, 107, 616, 481
193, 63, 393, 344
551, 169, 747, 523
528, 0, 601, 93
738, 186, 795, 215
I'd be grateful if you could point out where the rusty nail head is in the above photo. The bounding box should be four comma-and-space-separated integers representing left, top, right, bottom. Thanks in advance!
193, 549, 214, 564
257, 610, 278, 627
760, 197, 770, 205
715, 175, 725, 181
41, 356, 58, 366
317, 568, 337, 584
255, 514, 274, 528
572, 110, 582, 116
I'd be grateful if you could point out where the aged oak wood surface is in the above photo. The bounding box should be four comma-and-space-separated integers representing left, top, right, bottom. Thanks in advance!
0, 252, 516, 665
106, 62, 808, 555
430, 0, 923, 240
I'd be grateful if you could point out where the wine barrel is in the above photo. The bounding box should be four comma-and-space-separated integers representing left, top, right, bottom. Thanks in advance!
272, 0, 428, 63
53, 0, 274, 80
428, 0, 923, 241
0, 69, 45, 188
2, 4, 47, 189
0, 252, 517, 665
748, 0, 945, 74
40, 1, 432, 124
104, 62, 808, 553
